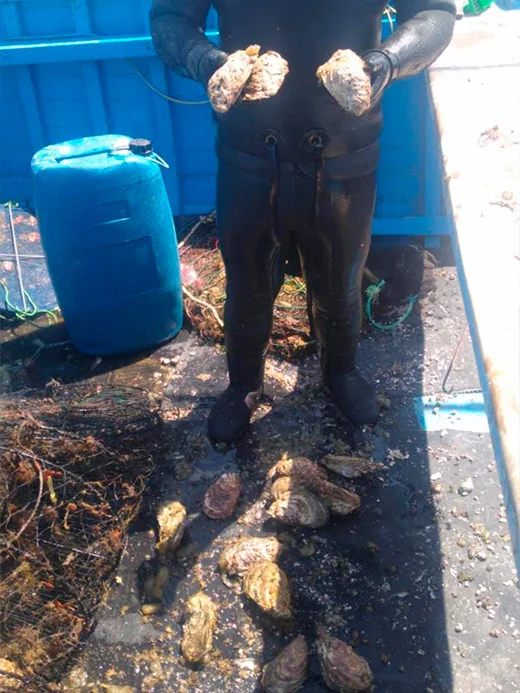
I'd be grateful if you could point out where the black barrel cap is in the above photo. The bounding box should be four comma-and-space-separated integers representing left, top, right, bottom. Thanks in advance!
129, 138, 153, 155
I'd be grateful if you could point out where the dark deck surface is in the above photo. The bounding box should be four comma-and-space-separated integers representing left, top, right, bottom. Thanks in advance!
1, 259, 519, 693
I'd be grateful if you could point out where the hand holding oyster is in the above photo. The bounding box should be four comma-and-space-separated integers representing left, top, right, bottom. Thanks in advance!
208, 45, 289, 114
316, 49, 372, 117
241, 51, 289, 103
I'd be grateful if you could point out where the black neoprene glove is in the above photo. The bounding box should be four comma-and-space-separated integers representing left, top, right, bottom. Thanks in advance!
362, 49, 400, 105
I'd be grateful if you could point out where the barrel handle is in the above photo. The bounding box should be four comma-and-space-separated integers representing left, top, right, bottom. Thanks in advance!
55, 145, 169, 169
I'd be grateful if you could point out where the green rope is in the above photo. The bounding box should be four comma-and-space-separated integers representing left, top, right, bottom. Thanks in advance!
0, 281, 59, 324
366, 280, 418, 331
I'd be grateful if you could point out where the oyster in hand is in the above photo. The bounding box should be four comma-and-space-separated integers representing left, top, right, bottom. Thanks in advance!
261, 634, 308, 692
156, 501, 187, 555
208, 45, 260, 114
268, 489, 329, 528
321, 455, 385, 479
316, 49, 372, 117
243, 561, 292, 620
203, 472, 242, 520
181, 592, 217, 664
317, 626, 372, 692
219, 536, 285, 579
241, 51, 289, 102
311, 479, 361, 516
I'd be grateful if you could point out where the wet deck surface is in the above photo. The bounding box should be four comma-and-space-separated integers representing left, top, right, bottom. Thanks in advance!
1, 266, 519, 693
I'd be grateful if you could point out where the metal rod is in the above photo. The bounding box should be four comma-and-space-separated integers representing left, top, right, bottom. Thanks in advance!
7, 202, 28, 312
0, 253, 45, 259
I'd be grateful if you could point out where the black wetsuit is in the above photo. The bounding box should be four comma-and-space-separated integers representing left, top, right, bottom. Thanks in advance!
150, 0, 455, 437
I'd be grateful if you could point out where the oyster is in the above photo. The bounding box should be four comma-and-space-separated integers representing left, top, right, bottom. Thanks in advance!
271, 476, 299, 500
203, 472, 242, 520
261, 635, 308, 692
311, 479, 361, 516
219, 536, 285, 578
317, 627, 372, 692
208, 45, 260, 114
316, 49, 372, 117
144, 565, 170, 602
243, 561, 292, 619
156, 501, 186, 555
181, 592, 217, 663
321, 455, 385, 479
268, 489, 329, 528
242, 51, 289, 102
267, 456, 328, 485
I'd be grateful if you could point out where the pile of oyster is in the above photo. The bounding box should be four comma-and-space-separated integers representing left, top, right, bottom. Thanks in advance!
266, 456, 362, 527
140, 453, 382, 689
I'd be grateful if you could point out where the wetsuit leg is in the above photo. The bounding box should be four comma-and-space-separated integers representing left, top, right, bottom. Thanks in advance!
297, 171, 379, 424
208, 160, 286, 443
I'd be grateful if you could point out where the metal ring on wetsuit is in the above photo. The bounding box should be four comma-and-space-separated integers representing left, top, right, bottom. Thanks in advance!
300, 129, 329, 154
260, 129, 283, 148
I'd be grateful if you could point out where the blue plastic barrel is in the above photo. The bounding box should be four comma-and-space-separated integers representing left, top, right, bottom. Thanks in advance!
31, 135, 183, 356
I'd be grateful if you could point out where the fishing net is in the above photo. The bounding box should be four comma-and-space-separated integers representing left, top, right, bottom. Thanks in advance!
0, 383, 162, 691
179, 215, 314, 361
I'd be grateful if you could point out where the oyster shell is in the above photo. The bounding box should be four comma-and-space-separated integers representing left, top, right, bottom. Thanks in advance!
203, 472, 242, 520
144, 565, 170, 602
321, 455, 385, 479
271, 476, 300, 500
219, 536, 285, 578
316, 49, 371, 117
268, 489, 329, 528
156, 501, 186, 555
208, 45, 260, 114
241, 51, 289, 102
311, 479, 361, 516
243, 561, 292, 619
261, 634, 308, 692
181, 592, 217, 663
267, 456, 328, 485
317, 627, 372, 692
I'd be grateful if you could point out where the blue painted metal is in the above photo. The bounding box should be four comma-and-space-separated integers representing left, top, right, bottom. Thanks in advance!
31, 134, 184, 355
0, 2, 449, 240
414, 392, 490, 433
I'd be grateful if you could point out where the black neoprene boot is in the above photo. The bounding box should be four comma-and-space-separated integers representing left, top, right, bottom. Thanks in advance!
327, 368, 379, 426
208, 356, 264, 444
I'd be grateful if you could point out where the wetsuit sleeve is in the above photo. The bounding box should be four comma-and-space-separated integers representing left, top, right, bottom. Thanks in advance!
380, 0, 456, 80
150, 0, 227, 86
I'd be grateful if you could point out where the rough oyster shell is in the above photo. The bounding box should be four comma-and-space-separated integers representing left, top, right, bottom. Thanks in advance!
241, 51, 289, 102
181, 592, 217, 663
203, 472, 242, 520
321, 455, 385, 479
271, 476, 298, 500
156, 501, 186, 555
267, 456, 328, 485
219, 536, 285, 578
316, 49, 371, 117
317, 627, 372, 692
268, 489, 329, 528
311, 479, 361, 516
243, 561, 292, 619
208, 45, 260, 114
261, 634, 308, 692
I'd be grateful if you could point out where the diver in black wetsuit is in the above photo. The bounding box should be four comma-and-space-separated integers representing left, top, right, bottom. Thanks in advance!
150, 0, 456, 444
